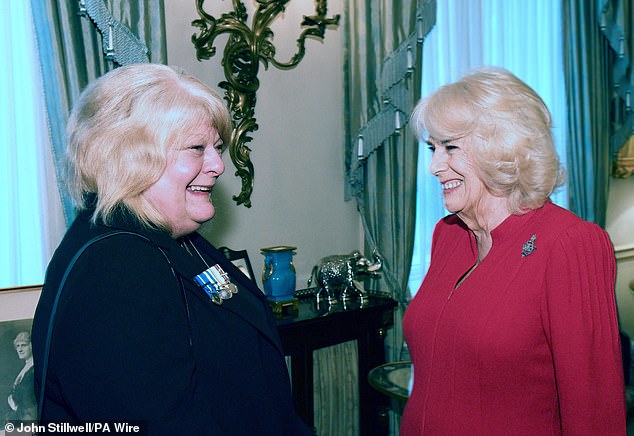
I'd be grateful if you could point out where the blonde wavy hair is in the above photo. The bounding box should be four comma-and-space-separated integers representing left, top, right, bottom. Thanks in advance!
410, 66, 565, 214
65, 63, 232, 229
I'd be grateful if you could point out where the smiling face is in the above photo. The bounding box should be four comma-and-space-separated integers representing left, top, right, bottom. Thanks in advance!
14, 340, 32, 361
427, 136, 494, 222
142, 121, 225, 238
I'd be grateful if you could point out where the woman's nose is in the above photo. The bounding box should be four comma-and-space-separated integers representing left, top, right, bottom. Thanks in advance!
428, 148, 446, 175
205, 147, 225, 176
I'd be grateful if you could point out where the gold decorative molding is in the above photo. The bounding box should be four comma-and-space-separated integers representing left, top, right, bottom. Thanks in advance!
192, 0, 340, 207
614, 135, 634, 178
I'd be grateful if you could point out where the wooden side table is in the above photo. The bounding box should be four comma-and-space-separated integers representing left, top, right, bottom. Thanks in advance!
276, 295, 397, 435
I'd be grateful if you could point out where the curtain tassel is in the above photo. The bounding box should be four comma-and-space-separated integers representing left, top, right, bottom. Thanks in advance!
618, 36, 625, 57
407, 44, 414, 75
416, 16, 425, 42
78, 0, 87, 16
357, 135, 364, 160
105, 23, 115, 59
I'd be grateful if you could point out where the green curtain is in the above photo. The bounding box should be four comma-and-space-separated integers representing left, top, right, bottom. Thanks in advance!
343, 0, 435, 359
31, 0, 167, 226
341, 0, 435, 433
598, 0, 633, 158
562, 0, 632, 227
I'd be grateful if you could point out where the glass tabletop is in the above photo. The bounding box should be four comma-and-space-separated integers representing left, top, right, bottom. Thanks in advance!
368, 361, 412, 401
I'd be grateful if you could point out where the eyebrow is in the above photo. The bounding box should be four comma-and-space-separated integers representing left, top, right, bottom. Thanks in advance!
425, 135, 465, 146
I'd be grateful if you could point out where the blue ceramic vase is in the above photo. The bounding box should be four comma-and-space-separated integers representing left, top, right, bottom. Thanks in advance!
261, 246, 297, 302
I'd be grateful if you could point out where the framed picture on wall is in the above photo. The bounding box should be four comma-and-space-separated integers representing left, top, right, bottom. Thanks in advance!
0, 285, 41, 424
218, 247, 256, 283
232, 257, 255, 282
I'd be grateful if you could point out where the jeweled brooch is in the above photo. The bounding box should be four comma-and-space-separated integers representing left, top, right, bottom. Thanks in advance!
521, 234, 537, 257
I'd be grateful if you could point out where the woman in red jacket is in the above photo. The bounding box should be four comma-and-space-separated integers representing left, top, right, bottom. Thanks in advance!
402, 66, 625, 435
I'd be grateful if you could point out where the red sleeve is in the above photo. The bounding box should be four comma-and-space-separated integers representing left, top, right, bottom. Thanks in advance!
543, 222, 626, 434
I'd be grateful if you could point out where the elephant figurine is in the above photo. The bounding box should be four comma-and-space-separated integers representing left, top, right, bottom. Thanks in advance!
307, 250, 383, 303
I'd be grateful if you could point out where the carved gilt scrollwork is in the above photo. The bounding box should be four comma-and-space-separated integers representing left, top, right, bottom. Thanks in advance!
192, 0, 340, 207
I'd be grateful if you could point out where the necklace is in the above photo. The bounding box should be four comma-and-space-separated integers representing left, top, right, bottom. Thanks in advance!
181, 236, 238, 305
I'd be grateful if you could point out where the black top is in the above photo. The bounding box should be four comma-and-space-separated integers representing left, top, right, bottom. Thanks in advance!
32, 208, 311, 435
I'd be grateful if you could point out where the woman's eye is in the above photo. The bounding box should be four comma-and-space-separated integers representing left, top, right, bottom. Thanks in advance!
441, 136, 463, 150
426, 144, 436, 152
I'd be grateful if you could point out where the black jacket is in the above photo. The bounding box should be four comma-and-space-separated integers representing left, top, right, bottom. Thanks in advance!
32, 208, 310, 435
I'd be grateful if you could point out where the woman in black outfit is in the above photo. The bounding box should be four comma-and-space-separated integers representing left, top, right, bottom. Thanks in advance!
32, 63, 311, 435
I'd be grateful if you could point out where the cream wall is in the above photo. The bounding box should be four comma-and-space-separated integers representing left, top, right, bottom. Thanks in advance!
164, 1, 361, 289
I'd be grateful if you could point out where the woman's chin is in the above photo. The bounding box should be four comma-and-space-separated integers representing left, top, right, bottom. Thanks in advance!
443, 203, 459, 214
196, 207, 216, 224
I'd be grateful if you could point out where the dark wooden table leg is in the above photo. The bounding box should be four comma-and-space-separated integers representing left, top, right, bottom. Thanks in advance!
358, 327, 390, 436
290, 349, 314, 429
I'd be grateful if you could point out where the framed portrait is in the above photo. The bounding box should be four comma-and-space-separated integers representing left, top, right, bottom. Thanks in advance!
0, 285, 41, 424
218, 247, 257, 283
231, 257, 255, 282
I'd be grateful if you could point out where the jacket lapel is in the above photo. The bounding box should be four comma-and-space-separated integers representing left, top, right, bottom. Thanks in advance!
158, 234, 284, 356
89, 213, 284, 355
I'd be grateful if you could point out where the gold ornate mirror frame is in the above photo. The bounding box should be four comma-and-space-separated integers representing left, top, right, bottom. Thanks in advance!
192, 0, 340, 207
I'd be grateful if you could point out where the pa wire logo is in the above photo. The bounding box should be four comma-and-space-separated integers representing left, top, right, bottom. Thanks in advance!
4, 420, 147, 434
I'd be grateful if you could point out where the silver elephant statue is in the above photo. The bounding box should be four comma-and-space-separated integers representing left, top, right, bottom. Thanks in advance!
307, 250, 383, 303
